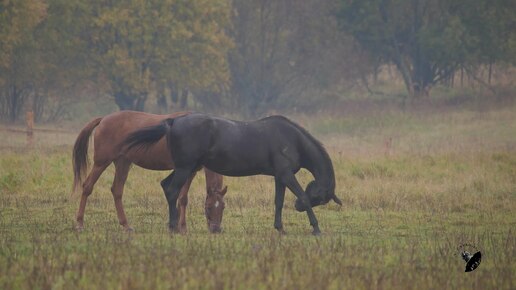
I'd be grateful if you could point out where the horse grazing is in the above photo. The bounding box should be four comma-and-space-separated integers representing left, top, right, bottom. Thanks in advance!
124, 113, 342, 235
72, 111, 227, 233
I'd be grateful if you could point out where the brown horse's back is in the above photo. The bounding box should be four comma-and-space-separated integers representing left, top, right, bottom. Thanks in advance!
94, 111, 188, 170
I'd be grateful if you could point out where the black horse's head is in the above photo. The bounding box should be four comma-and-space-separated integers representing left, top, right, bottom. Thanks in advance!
295, 181, 342, 212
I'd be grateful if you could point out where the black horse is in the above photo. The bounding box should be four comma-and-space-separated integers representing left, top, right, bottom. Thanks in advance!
124, 113, 342, 235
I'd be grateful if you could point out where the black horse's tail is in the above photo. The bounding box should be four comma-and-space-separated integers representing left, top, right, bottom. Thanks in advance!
123, 118, 175, 152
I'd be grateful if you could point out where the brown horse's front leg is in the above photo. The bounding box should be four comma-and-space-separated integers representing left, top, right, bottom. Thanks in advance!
112, 159, 133, 232
177, 174, 195, 234
177, 193, 188, 234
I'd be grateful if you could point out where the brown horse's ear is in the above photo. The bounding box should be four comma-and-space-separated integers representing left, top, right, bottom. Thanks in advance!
333, 195, 342, 206
220, 186, 228, 196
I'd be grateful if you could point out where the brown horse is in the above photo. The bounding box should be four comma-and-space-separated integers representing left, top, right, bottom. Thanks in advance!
72, 111, 227, 233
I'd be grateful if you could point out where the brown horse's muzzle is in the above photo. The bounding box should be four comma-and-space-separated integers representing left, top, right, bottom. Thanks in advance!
209, 224, 222, 233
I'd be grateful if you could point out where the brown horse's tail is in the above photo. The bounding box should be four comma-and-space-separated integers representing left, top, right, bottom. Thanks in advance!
72, 117, 102, 195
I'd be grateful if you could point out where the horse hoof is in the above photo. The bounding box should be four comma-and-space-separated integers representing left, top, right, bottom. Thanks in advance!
277, 229, 287, 235
125, 227, 134, 233
75, 224, 84, 232
312, 229, 321, 236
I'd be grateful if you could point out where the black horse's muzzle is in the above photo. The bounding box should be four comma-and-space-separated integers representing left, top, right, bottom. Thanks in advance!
294, 197, 328, 212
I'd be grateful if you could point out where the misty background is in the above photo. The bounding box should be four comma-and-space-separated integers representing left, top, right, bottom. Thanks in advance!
1, 0, 515, 124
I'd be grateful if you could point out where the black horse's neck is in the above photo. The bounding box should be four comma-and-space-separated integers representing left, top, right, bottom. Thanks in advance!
284, 118, 335, 193
304, 141, 335, 192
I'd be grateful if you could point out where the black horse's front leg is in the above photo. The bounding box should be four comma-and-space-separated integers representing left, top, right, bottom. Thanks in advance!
277, 171, 321, 235
298, 195, 321, 235
161, 169, 193, 233
274, 177, 286, 234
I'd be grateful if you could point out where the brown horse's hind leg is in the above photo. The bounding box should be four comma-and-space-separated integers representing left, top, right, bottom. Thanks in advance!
112, 158, 132, 232
76, 162, 109, 230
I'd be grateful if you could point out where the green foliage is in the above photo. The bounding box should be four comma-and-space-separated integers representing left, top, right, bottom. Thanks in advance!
229, 0, 362, 115
0, 0, 233, 117
88, 0, 233, 110
0, 0, 47, 71
0, 0, 47, 121
0, 172, 21, 192
336, 0, 516, 97
0, 0, 514, 119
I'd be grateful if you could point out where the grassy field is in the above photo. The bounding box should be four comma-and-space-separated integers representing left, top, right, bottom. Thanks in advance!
0, 100, 515, 289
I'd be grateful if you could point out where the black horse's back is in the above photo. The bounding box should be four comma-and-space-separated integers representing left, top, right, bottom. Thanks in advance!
167, 113, 275, 176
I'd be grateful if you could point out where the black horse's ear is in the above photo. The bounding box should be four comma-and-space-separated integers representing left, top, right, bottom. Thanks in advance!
333, 195, 342, 206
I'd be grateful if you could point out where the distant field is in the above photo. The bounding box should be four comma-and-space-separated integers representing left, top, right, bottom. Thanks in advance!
0, 102, 515, 289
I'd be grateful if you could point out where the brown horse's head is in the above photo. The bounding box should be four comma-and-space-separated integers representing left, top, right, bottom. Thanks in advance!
205, 185, 227, 233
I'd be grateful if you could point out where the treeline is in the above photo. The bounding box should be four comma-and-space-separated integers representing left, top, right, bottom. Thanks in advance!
1, 0, 515, 121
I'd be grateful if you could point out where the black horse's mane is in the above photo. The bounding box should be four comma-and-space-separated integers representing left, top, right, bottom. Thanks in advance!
264, 115, 331, 161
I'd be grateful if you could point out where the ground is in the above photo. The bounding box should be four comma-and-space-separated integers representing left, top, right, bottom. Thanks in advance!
0, 99, 515, 289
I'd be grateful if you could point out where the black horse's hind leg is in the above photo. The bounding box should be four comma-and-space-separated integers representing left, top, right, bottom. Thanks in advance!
160, 172, 176, 231
160, 168, 195, 232
273, 177, 286, 234
277, 171, 321, 235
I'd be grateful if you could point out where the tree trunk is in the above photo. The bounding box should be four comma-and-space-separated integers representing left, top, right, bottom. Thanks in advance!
179, 88, 188, 109
6, 84, 27, 123
394, 58, 415, 98
33, 88, 46, 122
114, 91, 132, 110
460, 67, 464, 87
157, 93, 168, 113
134, 94, 147, 111
169, 82, 179, 104
488, 62, 492, 85
114, 91, 146, 111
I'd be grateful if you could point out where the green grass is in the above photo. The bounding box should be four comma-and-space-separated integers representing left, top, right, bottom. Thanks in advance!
0, 102, 515, 289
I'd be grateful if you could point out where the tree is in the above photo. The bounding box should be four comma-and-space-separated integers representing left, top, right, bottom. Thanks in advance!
0, 0, 95, 122
88, 0, 232, 111
229, 0, 363, 115
336, 0, 516, 98
0, 0, 47, 122
30, 0, 96, 121
451, 0, 516, 83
